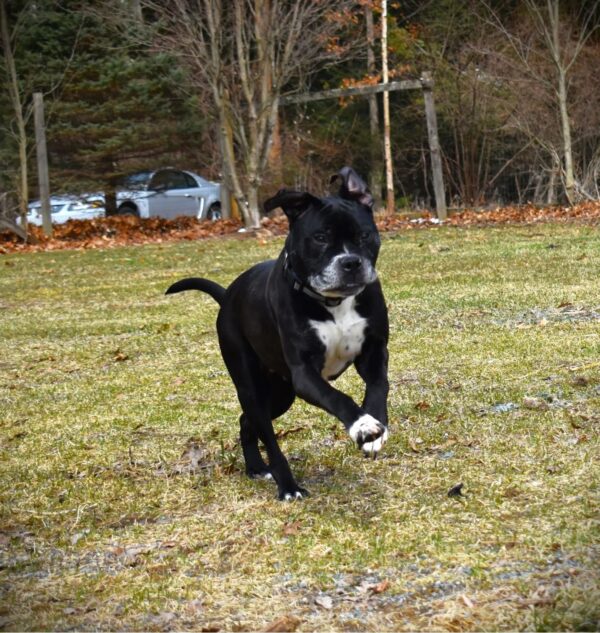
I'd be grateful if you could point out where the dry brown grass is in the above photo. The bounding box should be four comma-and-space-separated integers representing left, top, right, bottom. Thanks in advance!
1, 223, 598, 631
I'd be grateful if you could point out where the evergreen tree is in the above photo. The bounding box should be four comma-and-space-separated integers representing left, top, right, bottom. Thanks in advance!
1, 0, 209, 215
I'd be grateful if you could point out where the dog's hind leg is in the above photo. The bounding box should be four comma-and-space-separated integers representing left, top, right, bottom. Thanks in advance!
218, 328, 306, 500
239, 413, 271, 480
267, 374, 296, 420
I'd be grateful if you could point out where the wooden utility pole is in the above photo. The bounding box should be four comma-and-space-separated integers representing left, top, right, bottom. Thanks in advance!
365, 4, 382, 210
33, 92, 53, 237
420, 73, 446, 219
381, 0, 394, 214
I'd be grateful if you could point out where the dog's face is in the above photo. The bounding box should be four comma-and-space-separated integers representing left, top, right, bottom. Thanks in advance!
293, 198, 380, 297
264, 168, 380, 298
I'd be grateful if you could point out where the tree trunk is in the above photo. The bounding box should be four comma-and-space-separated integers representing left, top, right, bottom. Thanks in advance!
246, 184, 261, 230
547, 155, 559, 204
556, 66, 575, 204
549, 0, 575, 204
365, 4, 382, 210
0, 1, 28, 225
381, 0, 394, 214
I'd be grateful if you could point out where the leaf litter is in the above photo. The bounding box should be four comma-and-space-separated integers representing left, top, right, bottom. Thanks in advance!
2, 200, 599, 254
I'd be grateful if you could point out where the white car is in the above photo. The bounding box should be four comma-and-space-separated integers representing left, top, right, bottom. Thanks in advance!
24, 169, 222, 226
25, 194, 105, 226
116, 169, 222, 220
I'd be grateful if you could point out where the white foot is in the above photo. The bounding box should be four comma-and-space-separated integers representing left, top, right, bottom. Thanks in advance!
283, 491, 305, 501
348, 414, 388, 454
361, 428, 389, 455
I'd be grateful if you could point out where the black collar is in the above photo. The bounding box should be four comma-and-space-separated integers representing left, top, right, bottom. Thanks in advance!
283, 252, 343, 307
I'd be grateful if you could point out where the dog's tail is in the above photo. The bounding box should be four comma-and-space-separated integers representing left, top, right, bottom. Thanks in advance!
165, 278, 226, 306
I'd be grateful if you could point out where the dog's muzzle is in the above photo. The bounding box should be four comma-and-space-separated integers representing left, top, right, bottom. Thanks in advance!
309, 253, 377, 298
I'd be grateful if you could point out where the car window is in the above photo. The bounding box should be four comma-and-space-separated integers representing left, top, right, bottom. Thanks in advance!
149, 170, 191, 190
166, 170, 192, 190
183, 173, 197, 188
149, 171, 170, 190
121, 172, 152, 190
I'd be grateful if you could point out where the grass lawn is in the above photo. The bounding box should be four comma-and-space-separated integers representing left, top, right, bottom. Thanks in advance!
1, 223, 598, 631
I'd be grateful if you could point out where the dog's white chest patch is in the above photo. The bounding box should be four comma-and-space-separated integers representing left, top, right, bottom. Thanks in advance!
310, 298, 367, 380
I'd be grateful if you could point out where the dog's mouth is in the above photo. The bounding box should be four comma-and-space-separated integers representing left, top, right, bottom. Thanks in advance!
309, 260, 377, 298
319, 282, 366, 298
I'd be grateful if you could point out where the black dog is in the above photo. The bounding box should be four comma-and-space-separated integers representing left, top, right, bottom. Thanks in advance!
166, 167, 389, 500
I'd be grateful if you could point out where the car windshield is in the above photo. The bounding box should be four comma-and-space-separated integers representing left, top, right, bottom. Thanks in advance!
120, 172, 153, 190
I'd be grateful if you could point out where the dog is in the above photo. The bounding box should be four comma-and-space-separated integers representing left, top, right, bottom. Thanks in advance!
166, 167, 389, 500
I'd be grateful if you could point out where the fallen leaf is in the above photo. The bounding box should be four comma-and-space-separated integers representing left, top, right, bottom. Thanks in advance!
147, 612, 177, 628
370, 579, 391, 594
460, 594, 475, 608
415, 401, 430, 411
502, 486, 521, 498
314, 595, 333, 610
523, 396, 549, 410
282, 521, 302, 536
430, 438, 457, 451
408, 438, 423, 453
265, 615, 301, 632
275, 426, 306, 439
571, 375, 589, 387
185, 599, 203, 615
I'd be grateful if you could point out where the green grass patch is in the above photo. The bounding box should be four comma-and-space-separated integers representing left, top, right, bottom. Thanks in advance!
1, 224, 599, 631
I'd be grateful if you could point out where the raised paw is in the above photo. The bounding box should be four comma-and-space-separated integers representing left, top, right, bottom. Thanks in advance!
278, 487, 309, 502
361, 428, 389, 457
348, 414, 388, 454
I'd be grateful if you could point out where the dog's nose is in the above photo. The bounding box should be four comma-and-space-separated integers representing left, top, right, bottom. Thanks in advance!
339, 254, 362, 272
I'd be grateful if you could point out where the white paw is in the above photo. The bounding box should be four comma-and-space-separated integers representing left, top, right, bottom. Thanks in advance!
283, 491, 304, 501
361, 428, 389, 455
348, 414, 388, 453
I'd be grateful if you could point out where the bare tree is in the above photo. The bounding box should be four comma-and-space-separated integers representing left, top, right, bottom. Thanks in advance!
481, 0, 599, 204
146, 0, 359, 228
145, 0, 360, 228
0, 0, 29, 226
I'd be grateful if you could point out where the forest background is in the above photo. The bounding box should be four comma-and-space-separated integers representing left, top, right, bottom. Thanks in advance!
1, 0, 599, 230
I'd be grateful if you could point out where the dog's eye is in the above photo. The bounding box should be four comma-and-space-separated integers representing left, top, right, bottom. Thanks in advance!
359, 231, 372, 242
313, 232, 328, 244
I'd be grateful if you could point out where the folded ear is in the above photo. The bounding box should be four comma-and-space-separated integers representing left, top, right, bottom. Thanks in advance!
330, 166, 373, 209
263, 189, 321, 223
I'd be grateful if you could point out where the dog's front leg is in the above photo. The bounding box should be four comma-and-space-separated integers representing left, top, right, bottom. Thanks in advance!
354, 338, 389, 455
290, 365, 387, 453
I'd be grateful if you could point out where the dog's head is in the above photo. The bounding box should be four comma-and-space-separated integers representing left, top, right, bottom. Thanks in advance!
264, 167, 380, 299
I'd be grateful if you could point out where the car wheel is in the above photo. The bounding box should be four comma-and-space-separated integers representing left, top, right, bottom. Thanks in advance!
117, 203, 140, 217
207, 203, 222, 221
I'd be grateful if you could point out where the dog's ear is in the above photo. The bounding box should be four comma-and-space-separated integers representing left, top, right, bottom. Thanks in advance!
330, 166, 373, 209
263, 189, 320, 223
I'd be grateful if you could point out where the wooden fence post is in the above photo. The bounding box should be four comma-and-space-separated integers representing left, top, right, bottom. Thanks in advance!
33, 92, 52, 236
420, 73, 447, 220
